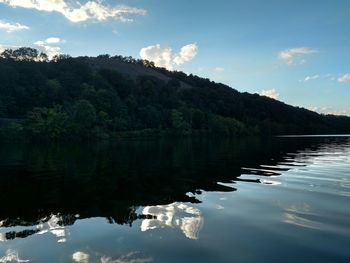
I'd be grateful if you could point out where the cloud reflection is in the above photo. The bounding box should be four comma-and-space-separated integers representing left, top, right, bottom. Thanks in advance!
282, 203, 322, 230
100, 252, 152, 263
0, 249, 29, 263
72, 251, 152, 263
141, 203, 203, 240
36, 214, 70, 243
0, 214, 70, 242
72, 251, 89, 263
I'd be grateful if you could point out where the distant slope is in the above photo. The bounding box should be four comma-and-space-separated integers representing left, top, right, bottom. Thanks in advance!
78, 55, 350, 135
80, 56, 171, 81
77, 56, 193, 90
0, 47, 349, 139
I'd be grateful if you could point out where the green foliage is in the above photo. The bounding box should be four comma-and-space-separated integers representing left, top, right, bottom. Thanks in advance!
139, 105, 161, 129
208, 114, 247, 135
0, 47, 42, 61
73, 100, 97, 132
0, 47, 350, 140
191, 109, 205, 130
81, 83, 97, 104
96, 89, 123, 117
112, 117, 128, 132
0, 98, 5, 117
97, 111, 111, 128
45, 79, 63, 102
171, 109, 191, 135
0, 123, 24, 140
26, 105, 70, 139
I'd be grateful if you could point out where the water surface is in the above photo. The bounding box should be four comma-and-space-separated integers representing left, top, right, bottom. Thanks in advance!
0, 136, 349, 262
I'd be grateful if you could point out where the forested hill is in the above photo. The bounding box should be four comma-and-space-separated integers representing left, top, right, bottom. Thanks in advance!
0, 47, 349, 140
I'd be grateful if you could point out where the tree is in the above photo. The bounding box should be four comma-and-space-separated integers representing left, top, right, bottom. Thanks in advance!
38, 52, 49, 62
0, 49, 14, 60
191, 109, 205, 130
1, 48, 350, 140
0, 97, 6, 117
171, 109, 190, 135
97, 111, 111, 129
139, 105, 161, 128
52, 54, 72, 62
0, 48, 42, 61
26, 105, 70, 139
45, 79, 63, 102
96, 89, 123, 117
13, 48, 39, 61
73, 100, 97, 133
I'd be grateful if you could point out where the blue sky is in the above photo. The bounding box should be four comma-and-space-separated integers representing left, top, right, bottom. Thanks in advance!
0, 0, 349, 115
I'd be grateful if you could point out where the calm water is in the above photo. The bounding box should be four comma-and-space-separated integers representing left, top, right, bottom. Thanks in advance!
0, 136, 349, 262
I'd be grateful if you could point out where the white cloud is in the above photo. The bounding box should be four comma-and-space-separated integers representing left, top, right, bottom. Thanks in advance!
304, 74, 319, 81
278, 47, 317, 65
0, 20, 29, 32
173, 43, 198, 65
34, 37, 63, 59
38, 45, 61, 59
140, 43, 198, 70
258, 89, 279, 100
214, 67, 224, 72
140, 44, 173, 69
0, 0, 146, 23
337, 73, 350, 83
1, 37, 62, 59
308, 106, 350, 116
0, 44, 18, 53
34, 37, 63, 46
33, 40, 45, 46
45, 37, 61, 44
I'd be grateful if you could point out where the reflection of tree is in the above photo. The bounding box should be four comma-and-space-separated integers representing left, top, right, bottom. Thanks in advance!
0, 214, 73, 242
0, 229, 39, 241
0, 137, 347, 241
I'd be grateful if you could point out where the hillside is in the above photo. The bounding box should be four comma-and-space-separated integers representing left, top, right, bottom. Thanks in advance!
0, 47, 350, 140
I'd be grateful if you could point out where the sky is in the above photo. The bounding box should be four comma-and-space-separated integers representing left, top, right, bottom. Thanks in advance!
0, 0, 349, 115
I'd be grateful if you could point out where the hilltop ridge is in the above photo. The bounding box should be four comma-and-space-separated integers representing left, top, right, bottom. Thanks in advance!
0, 47, 350, 140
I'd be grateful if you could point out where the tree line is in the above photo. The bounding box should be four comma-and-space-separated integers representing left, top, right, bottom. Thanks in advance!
0, 47, 349, 140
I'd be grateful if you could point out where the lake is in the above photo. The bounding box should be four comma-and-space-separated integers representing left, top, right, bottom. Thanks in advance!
0, 136, 349, 263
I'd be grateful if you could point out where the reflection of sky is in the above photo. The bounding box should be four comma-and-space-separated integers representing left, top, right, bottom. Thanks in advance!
286, 142, 350, 197
72, 251, 152, 263
0, 249, 29, 262
277, 141, 350, 233
282, 203, 321, 230
72, 251, 89, 263
37, 214, 69, 243
141, 203, 203, 240
0, 138, 349, 262
0, 214, 71, 243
